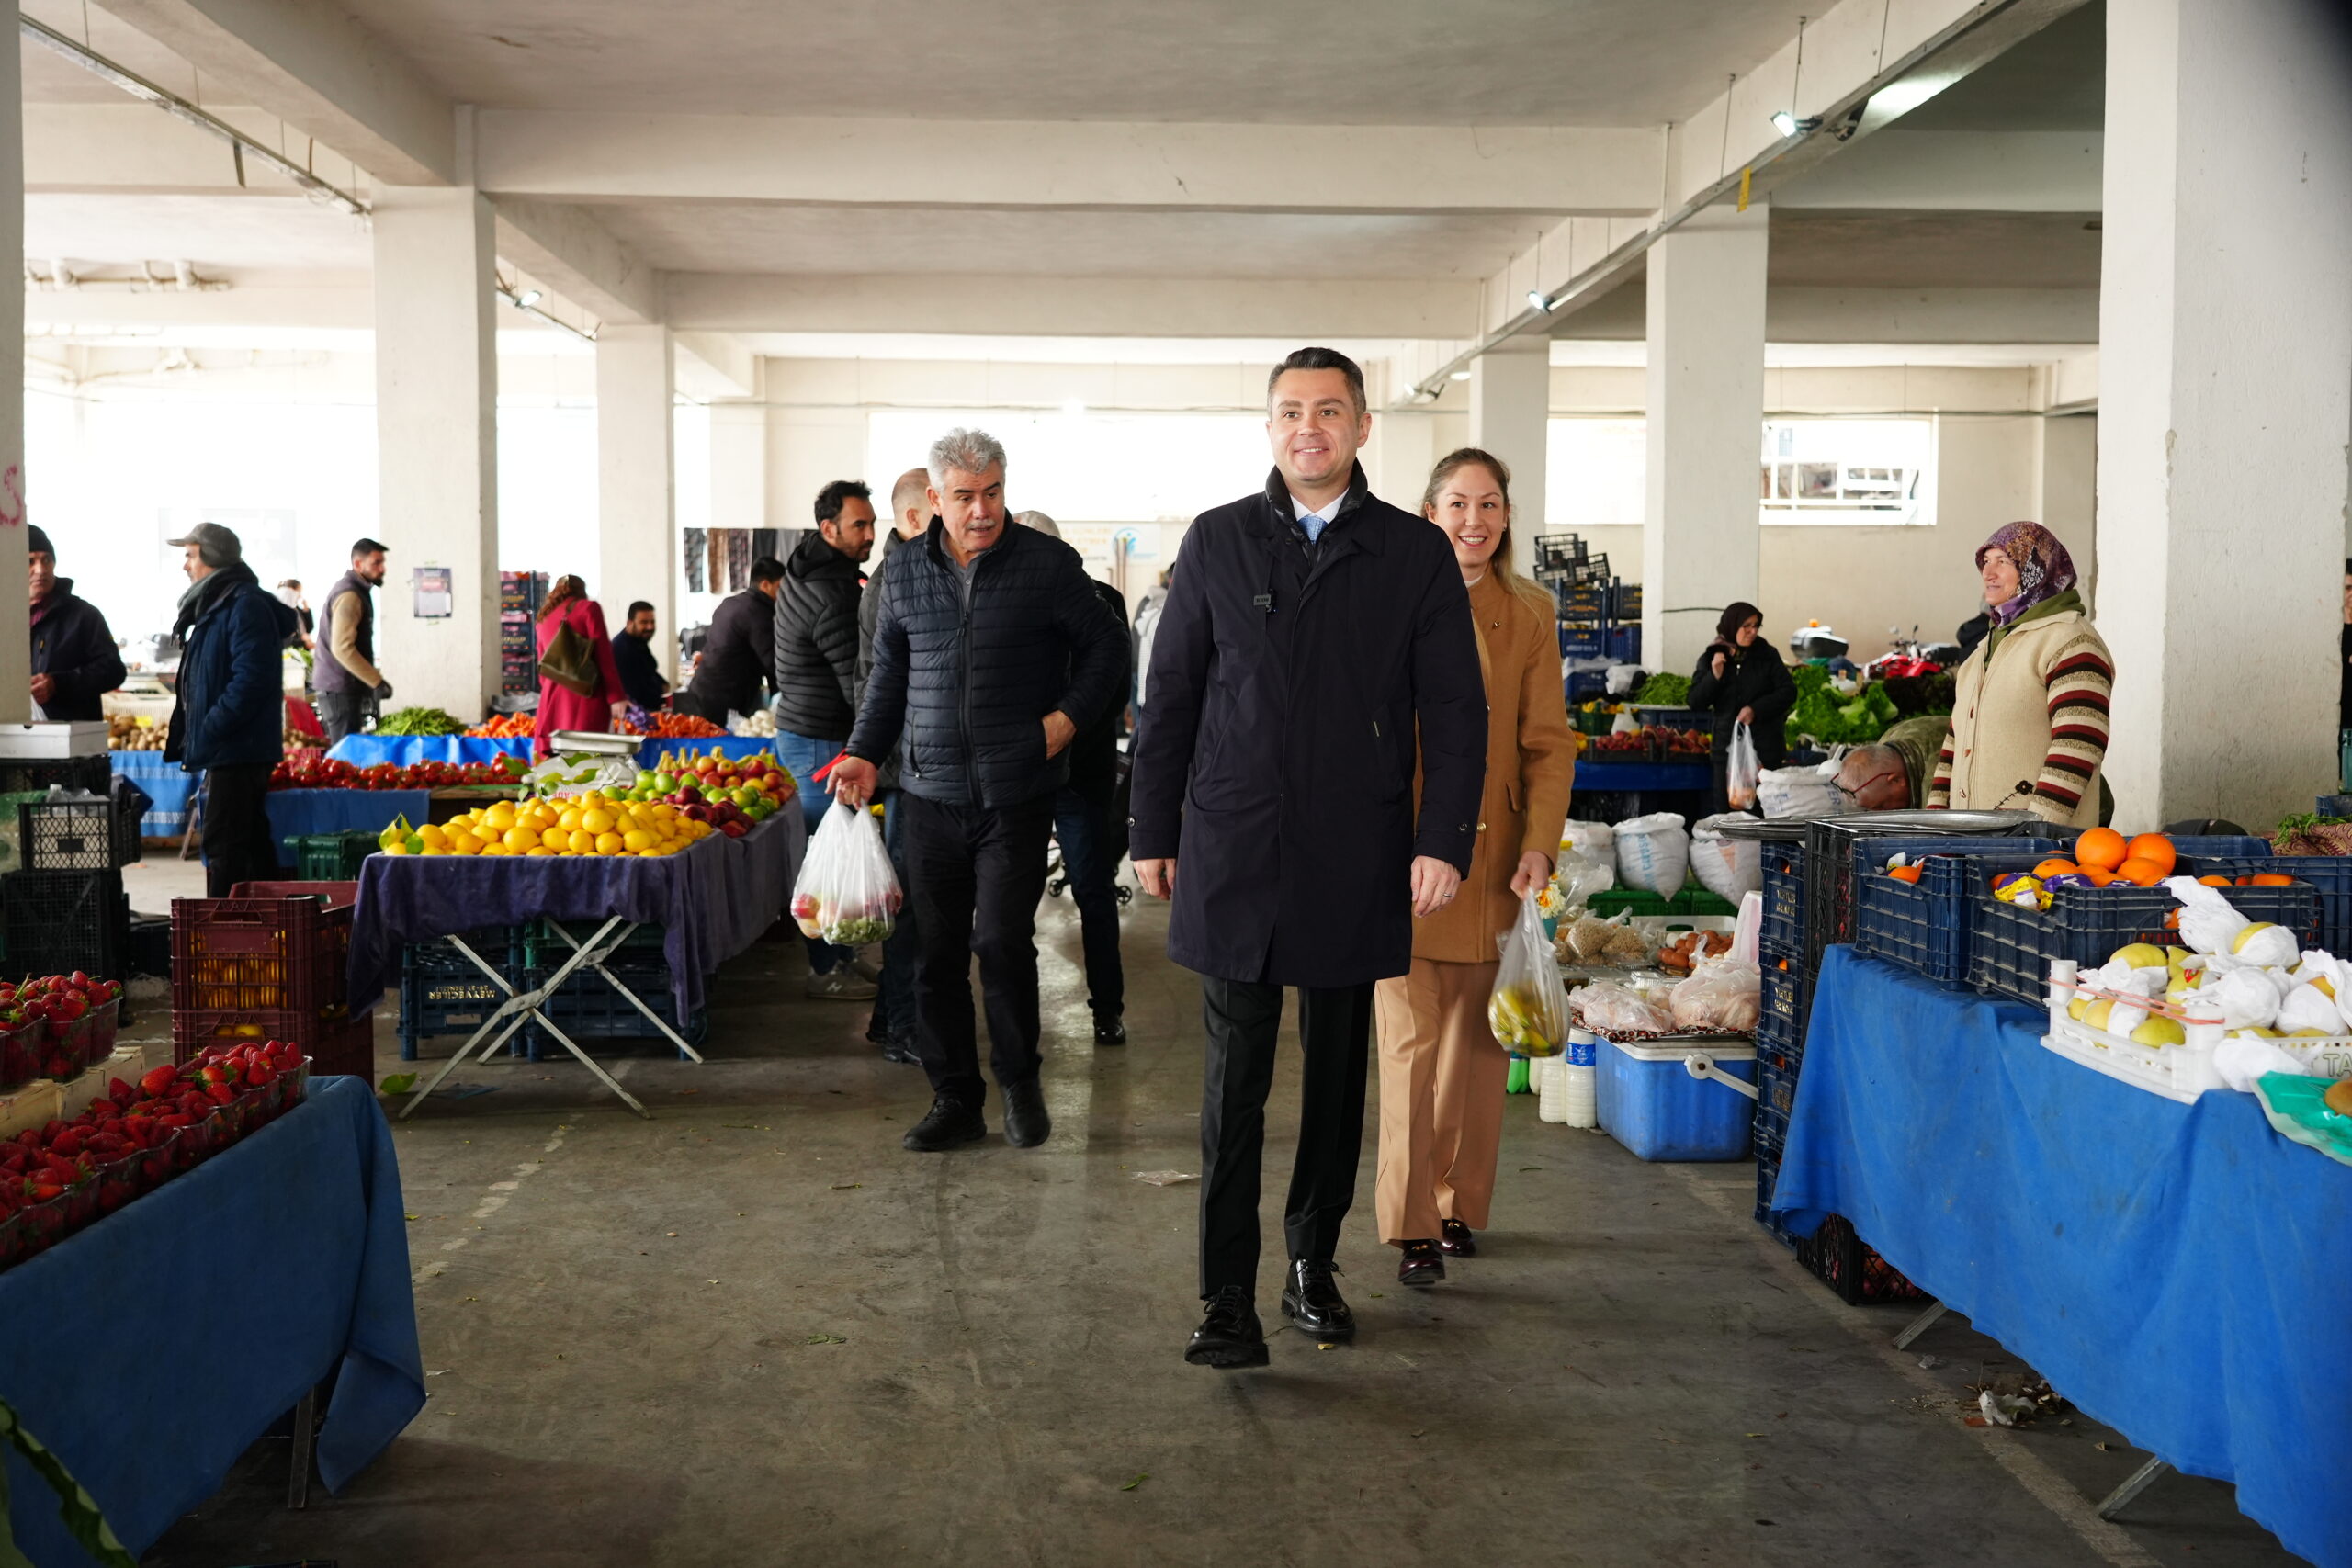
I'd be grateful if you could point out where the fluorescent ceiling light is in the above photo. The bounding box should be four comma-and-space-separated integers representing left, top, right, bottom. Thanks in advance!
514, 289, 543, 309
1771, 110, 1800, 138
1449, 370, 1473, 381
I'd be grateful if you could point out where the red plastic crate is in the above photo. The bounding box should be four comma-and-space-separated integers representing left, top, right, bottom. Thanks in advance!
170, 883, 356, 1045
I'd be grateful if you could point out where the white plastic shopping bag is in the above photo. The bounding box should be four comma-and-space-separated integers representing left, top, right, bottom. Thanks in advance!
1689, 813, 1763, 904
1489, 893, 1571, 1058
1725, 721, 1760, 810
790, 800, 902, 945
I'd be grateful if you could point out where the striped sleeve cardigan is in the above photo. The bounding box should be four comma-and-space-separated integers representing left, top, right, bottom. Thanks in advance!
1927, 606, 2114, 828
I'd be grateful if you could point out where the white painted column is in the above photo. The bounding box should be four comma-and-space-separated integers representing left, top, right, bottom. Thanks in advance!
1641, 202, 1768, 677
0, 22, 27, 726
1363, 407, 1441, 513
596, 324, 676, 640
2095, 0, 2352, 829
708, 400, 768, 534
1467, 337, 1549, 578
372, 186, 498, 719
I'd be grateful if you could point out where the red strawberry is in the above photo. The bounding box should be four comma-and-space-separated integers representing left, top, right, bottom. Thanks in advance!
203, 1083, 234, 1105
139, 1065, 176, 1098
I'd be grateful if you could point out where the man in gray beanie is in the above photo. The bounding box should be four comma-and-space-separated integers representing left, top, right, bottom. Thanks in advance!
26, 523, 124, 722
164, 522, 298, 893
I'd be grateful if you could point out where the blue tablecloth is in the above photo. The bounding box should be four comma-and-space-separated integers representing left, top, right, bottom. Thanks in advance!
1772, 947, 2352, 1568
0, 1077, 422, 1564
267, 787, 433, 848
347, 808, 806, 1019
108, 752, 191, 835
1569, 761, 1711, 793
330, 734, 780, 772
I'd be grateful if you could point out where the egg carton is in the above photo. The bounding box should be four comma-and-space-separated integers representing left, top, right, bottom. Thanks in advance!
2041, 964, 2352, 1102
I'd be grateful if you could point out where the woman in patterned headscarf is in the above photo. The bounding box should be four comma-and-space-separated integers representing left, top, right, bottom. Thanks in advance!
1928, 522, 2114, 825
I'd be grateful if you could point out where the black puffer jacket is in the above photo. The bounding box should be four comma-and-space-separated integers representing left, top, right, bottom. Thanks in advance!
1066, 577, 1133, 807
847, 521, 1125, 809
29, 583, 124, 722
1688, 640, 1796, 767
771, 531, 863, 740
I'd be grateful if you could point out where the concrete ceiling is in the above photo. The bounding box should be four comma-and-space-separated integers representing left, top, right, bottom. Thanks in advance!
19, 0, 245, 105
327, 0, 1812, 124
1766, 209, 2102, 290
596, 205, 1565, 280
1897, 0, 2104, 131
26, 192, 374, 272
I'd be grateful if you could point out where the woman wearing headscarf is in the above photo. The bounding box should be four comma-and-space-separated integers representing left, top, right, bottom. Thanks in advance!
1374, 448, 1576, 1287
532, 574, 629, 758
1686, 602, 1796, 814
1928, 522, 2112, 826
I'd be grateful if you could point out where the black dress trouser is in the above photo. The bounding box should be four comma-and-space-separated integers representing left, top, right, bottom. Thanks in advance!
899, 791, 1056, 1109
200, 761, 279, 897
1197, 977, 1374, 1299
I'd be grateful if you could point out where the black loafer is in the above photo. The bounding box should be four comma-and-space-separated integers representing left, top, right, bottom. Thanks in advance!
1002, 1079, 1052, 1148
878, 1036, 922, 1066
1093, 1017, 1127, 1046
1281, 1259, 1356, 1342
1398, 1239, 1445, 1288
1184, 1287, 1268, 1369
1440, 1218, 1477, 1257
901, 1096, 986, 1153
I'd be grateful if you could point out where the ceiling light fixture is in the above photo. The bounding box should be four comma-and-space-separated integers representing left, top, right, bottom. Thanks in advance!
1449, 370, 1473, 382
1770, 109, 1821, 139
496, 284, 597, 344
515, 288, 543, 309
1527, 290, 1554, 314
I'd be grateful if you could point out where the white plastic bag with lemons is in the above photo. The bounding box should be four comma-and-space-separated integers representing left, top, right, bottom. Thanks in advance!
1489, 893, 1571, 1058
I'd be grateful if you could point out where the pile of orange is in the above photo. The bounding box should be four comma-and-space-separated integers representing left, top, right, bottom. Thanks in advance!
2034, 829, 2179, 888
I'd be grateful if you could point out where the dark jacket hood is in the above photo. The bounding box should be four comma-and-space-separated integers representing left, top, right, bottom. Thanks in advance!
788, 529, 864, 583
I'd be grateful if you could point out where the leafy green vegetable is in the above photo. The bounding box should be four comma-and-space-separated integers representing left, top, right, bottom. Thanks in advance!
374, 706, 469, 737
1784, 667, 1900, 748
1634, 671, 1691, 705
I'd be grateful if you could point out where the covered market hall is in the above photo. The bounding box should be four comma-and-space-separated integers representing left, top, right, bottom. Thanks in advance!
0, 0, 2343, 1564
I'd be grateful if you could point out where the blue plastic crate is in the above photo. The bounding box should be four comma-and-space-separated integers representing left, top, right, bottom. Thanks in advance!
519, 963, 708, 1060
1754, 1057, 1795, 1152
1754, 1144, 1797, 1247
1761, 840, 1805, 954
2257, 854, 2352, 954
396, 928, 520, 1061
1969, 874, 2323, 1006
1755, 966, 1805, 1074
1559, 626, 1603, 659
1603, 625, 1641, 664
1850, 840, 2067, 989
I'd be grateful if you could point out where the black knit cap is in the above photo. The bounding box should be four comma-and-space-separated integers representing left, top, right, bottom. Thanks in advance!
25, 525, 51, 559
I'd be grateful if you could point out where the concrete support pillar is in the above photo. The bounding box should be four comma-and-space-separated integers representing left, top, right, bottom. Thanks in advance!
0, 22, 27, 726
2095, 0, 2352, 828
372, 186, 498, 718
1364, 408, 1441, 513
596, 324, 676, 641
1642, 203, 1768, 677
1468, 338, 1549, 578
708, 400, 768, 534
2035, 413, 2098, 602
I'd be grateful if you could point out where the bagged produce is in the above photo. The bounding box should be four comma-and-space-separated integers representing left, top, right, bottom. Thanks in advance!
1757, 761, 1844, 820
1560, 820, 1615, 864
1689, 813, 1763, 904
1573, 980, 1674, 1036
1613, 812, 1689, 895
1555, 852, 1616, 909
1725, 722, 1760, 810
1488, 895, 1570, 1058
789, 800, 903, 946
1560, 910, 1656, 967
1668, 959, 1761, 1033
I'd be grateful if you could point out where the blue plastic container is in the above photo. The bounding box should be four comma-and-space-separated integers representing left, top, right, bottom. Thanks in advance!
1596, 1034, 1757, 1161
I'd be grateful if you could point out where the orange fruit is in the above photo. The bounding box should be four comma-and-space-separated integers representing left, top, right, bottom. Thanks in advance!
2127, 834, 2177, 877
2246, 874, 2295, 886
2075, 827, 2128, 872
1888, 864, 1923, 884
2114, 857, 2166, 887
2165, 909, 2182, 930
2033, 859, 2080, 879
2078, 867, 2117, 886
2199, 874, 2233, 886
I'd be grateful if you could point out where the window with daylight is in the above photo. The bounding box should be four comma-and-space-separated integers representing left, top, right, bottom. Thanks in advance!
1758, 418, 1935, 525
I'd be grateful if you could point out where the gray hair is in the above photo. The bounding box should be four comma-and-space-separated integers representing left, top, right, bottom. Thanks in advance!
927, 427, 1007, 488
1013, 510, 1060, 538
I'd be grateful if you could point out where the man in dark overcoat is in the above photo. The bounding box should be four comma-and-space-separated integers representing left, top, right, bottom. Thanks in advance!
1131, 346, 1487, 1368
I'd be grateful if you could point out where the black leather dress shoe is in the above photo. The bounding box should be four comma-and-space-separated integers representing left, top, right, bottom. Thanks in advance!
1440, 1218, 1477, 1257
1398, 1239, 1445, 1288
1281, 1259, 1356, 1342
901, 1097, 986, 1152
1002, 1079, 1052, 1148
1184, 1287, 1268, 1369
878, 1035, 921, 1066
1093, 1017, 1127, 1046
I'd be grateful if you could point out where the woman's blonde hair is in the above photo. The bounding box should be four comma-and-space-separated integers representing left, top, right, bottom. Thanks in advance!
538, 574, 586, 623
1420, 447, 1555, 614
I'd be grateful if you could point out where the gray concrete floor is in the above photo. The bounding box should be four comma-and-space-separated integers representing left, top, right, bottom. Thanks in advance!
123, 875, 2300, 1568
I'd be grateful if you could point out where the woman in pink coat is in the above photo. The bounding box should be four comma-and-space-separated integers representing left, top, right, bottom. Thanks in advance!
533, 574, 629, 756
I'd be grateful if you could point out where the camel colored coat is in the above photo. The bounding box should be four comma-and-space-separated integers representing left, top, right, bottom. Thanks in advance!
1412, 571, 1578, 961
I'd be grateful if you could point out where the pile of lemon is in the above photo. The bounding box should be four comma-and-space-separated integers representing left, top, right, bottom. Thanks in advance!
386, 792, 708, 858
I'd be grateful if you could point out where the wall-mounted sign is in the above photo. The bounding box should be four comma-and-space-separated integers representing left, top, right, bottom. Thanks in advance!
413, 566, 453, 619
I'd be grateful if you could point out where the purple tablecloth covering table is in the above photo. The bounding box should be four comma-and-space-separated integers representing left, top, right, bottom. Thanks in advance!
0, 1076, 421, 1565
346, 809, 805, 1020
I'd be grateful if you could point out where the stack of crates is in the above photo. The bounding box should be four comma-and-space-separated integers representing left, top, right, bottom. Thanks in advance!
170, 882, 369, 1077
282, 829, 380, 882
516, 918, 704, 1058
398, 927, 522, 1060
499, 571, 548, 694
1532, 531, 1641, 666
3, 777, 140, 998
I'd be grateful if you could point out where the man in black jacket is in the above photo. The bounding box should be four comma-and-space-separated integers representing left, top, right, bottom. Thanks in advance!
26, 525, 125, 722
680, 557, 784, 721
830, 430, 1125, 1155
774, 479, 878, 1000
1131, 347, 1487, 1369
612, 601, 669, 711
854, 468, 935, 1065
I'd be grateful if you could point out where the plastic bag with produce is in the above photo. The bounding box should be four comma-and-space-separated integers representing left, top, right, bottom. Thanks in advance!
1488, 894, 1570, 1058
1724, 722, 1760, 811
1668, 958, 1761, 1034
789, 800, 903, 947
1554, 852, 1616, 910
1572, 980, 1675, 1036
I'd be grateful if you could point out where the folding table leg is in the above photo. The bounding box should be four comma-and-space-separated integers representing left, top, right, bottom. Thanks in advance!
2096, 1455, 2170, 1520
1891, 1299, 1948, 1351
542, 919, 704, 1062
287, 1385, 316, 1510
401, 922, 654, 1120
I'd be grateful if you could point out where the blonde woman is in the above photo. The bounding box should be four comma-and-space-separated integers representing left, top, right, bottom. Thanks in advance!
1374, 448, 1577, 1287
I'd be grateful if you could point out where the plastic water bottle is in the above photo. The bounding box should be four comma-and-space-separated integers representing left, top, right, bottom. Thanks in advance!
1534, 1055, 1566, 1123
1563, 1028, 1599, 1129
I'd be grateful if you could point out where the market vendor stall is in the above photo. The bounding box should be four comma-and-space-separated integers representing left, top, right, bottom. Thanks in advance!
0, 1075, 422, 1565
347, 808, 806, 1114
1770, 946, 2352, 1568
331, 733, 784, 773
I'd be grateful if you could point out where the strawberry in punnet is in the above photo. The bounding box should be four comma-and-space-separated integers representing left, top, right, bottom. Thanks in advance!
140, 1065, 176, 1098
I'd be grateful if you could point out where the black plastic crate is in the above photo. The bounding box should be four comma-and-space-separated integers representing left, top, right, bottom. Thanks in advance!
1969, 879, 2322, 1006
518, 963, 707, 1060
2260, 853, 2352, 954
1533, 533, 1588, 572
110, 776, 148, 867
1607, 581, 1644, 621
394, 929, 520, 1060
0, 755, 111, 798
1804, 816, 2052, 968
283, 829, 379, 881
17, 797, 127, 871
1761, 840, 1806, 954
1754, 1058, 1794, 1151
1850, 840, 2067, 989
128, 913, 170, 978
1795, 1214, 1930, 1305
1558, 584, 1606, 618
3, 868, 128, 982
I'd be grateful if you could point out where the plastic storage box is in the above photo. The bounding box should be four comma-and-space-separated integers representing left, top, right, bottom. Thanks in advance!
1596, 1034, 1756, 1161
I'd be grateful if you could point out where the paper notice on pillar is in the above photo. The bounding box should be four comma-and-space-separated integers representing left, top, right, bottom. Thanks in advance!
413, 566, 454, 619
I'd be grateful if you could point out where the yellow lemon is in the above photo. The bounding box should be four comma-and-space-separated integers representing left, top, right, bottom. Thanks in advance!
581, 808, 615, 835
526, 846, 555, 856
622, 829, 653, 852
448, 831, 483, 855
484, 803, 516, 830
574, 829, 605, 853
383, 840, 413, 855
650, 803, 676, 824
416, 824, 448, 850
479, 841, 511, 856
558, 807, 583, 832
594, 830, 625, 855
503, 826, 540, 852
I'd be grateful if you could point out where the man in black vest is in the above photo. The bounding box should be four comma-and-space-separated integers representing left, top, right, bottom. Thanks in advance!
829, 430, 1125, 1155
314, 537, 390, 743
1131, 346, 1487, 1369
26, 525, 124, 722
